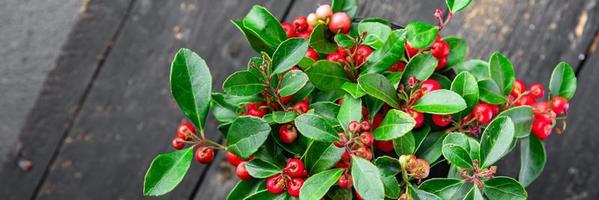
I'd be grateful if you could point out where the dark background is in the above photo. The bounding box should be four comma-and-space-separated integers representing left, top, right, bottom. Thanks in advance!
1, 0, 598, 199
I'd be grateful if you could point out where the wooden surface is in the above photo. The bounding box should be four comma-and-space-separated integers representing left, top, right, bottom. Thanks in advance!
1, 0, 598, 199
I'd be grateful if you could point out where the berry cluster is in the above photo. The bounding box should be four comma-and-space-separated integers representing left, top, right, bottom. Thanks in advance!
281, 4, 351, 40
264, 159, 308, 197
405, 35, 450, 70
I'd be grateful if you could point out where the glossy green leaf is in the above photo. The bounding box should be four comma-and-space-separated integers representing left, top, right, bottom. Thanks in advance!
405, 22, 439, 49
272, 38, 309, 74
382, 175, 401, 199
373, 109, 416, 140
519, 136, 546, 187
451, 71, 479, 117
361, 30, 406, 74
223, 71, 264, 96
310, 24, 337, 54
478, 80, 508, 104
444, 132, 480, 160
326, 187, 353, 200
413, 89, 467, 114
454, 60, 490, 81
442, 143, 473, 169
311, 102, 340, 122
362, 34, 385, 49
413, 126, 432, 151
409, 185, 442, 200
358, 73, 400, 108
403, 53, 438, 83
227, 116, 271, 159
300, 168, 344, 200
446, 0, 473, 13
302, 141, 345, 174
352, 157, 385, 200
443, 37, 468, 67
498, 106, 533, 138
279, 70, 309, 96
245, 190, 289, 200
226, 179, 261, 200
305, 60, 350, 91
245, 159, 282, 178
232, 20, 275, 54
431, 73, 452, 89
242, 5, 286, 48
337, 94, 362, 134
393, 132, 416, 155
170, 48, 212, 131
387, 71, 403, 88
416, 131, 446, 164
374, 156, 401, 177
295, 113, 339, 142
334, 34, 355, 48
480, 116, 515, 167
483, 177, 527, 200
143, 148, 194, 196
419, 178, 465, 200
268, 111, 297, 124
549, 62, 577, 100
341, 82, 366, 98
489, 52, 515, 95
331, 0, 358, 18
358, 21, 392, 44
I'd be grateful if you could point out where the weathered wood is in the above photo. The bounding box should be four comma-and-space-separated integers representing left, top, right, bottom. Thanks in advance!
32, 0, 291, 199
0, 1, 133, 199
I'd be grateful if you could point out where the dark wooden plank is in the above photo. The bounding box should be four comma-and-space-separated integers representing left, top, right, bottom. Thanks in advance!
0, 1, 133, 199
33, 0, 291, 199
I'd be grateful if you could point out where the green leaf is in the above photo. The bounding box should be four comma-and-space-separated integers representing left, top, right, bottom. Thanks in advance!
402, 53, 438, 83
295, 113, 340, 142
451, 72, 479, 117
444, 132, 480, 159
361, 30, 406, 74
309, 24, 337, 54
334, 34, 355, 48
299, 168, 344, 200
341, 82, 366, 98
480, 116, 515, 167
327, 187, 353, 200
446, 0, 473, 13
232, 20, 275, 54
454, 60, 490, 81
358, 21, 392, 44
413, 126, 432, 151
362, 34, 385, 49
311, 102, 340, 123
245, 190, 289, 200
498, 106, 533, 138
549, 62, 577, 100
416, 132, 446, 164
227, 179, 261, 200
374, 156, 401, 176
358, 73, 400, 108
478, 80, 508, 105
373, 109, 416, 140
419, 178, 465, 200
393, 132, 416, 155
337, 94, 363, 134
305, 60, 350, 91
387, 71, 404, 88
302, 141, 345, 174
268, 111, 297, 124
143, 148, 194, 196
245, 159, 282, 178
242, 5, 286, 49
410, 186, 443, 200
489, 52, 515, 95
382, 176, 401, 199
279, 70, 309, 96
483, 177, 527, 200
413, 89, 467, 114
227, 116, 272, 159
442, 143, 473, 169
272, 38, 309, 74
223, 71, 264, 96
431, 73, 452, 89
352, 157, 385, 200
405, 22, 439, 49
519, 136, 546, 187
170, 48, 212, 131
443, 37, 468, 67
331, 0, 358, 18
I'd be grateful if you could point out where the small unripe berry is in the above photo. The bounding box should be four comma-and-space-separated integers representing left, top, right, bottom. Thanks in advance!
420, 79, 441, 93
284, 158, 305, 178
431, 40, 450, 58
306, 13, 318, 27
287, 178, 304, 197
305, 47, 319, 60
348, 121, 361, 133
432, 114, 452, 127
375, 140, 394, 153
329, 12, 351, 33
293, 16, 308, 32
315, 4, 333, 19
293, 101, 309, 113
236, 161, 252, 180
529, 83, 545, 99
281, 22, 296, 38
195, 147, 214, 164
171, 138, 185, 150
338, 174, 353, 189
511, 79, 526, 97
279, 124, 298, 144
326, 52, 346, 63
550, 96, 569, 115
266, 175, 286, 194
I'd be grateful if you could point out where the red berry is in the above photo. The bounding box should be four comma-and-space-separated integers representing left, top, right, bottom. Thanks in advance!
354, 189, 364, 200
245, 102, 267, 117
226, 152, 246, 167
550, 96, 569, 115
361, 107, 369, 117
404, 42, 419, 57
177, 122, 196, 140
420, 79, 441, 93
287, 178, 304, 197
515, 95, 535, 106
171, 138, 185, 150
358, 132, 374, 146
529, 83, 545, 99
335, 151, 351, 168
372, 114, 383, 130
431, 40, 450, 58
279, 124, 298, 144
348, 121, 361, 133
338, 174, 353, 189
281, 22, 296, 38
511, 79, 526, 97
284, 158, 305, 178
408, 109, 424, 128
334, 133, 348, 147
336, 46, 349, 57
305, 48, 319, 60
293, 101, 309, 113
533, 101, 551, 114
326, 52, 346, 63
280, 95, 292, 104
266, 175, 286, 194
353, 45, 373, 66
293, 16, 308, 32
532, 118, 552, 140
432, 114, 452, 127
354, 146, 373, 160
360, 121, 371, 131
236, 161, 252, 180
472, 103, 494, 124
389, 62, 406, 72
436, 57, 447, 70
329, 12, 351, 33
295, 27, 312, 39
375, 140, 394, 153
195, 147, 214, 164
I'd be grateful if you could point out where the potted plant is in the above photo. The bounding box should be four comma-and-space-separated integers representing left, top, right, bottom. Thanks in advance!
142, 0, 578, 199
